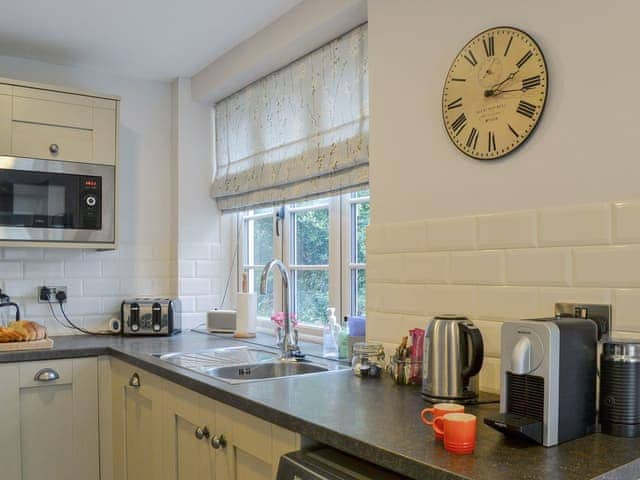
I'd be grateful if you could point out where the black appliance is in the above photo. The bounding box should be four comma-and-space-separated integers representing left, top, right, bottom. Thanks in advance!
121, 298, 181, 336
0, 156, 115, 243
277, 447, 409, 480
600, 339, 640, 437
484, 317, 597, 446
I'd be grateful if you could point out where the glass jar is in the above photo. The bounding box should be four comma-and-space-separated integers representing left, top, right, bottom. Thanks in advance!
351, 342, 385, 377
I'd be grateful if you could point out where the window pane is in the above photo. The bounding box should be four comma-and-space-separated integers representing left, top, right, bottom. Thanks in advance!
294, 270, 329, 324
355, 201, 370, 264
352, 189, 370, 199
355, 268, 366, 316
294, 197, 329, 208
295, 208, 329, 265
253, 216, 273, 265
253, 268, 274, 318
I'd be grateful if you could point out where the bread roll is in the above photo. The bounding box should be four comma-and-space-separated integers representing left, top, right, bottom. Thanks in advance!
6, 320, 47, 342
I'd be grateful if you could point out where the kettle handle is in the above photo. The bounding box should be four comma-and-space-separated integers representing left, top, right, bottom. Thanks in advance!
460, 323, 484, 379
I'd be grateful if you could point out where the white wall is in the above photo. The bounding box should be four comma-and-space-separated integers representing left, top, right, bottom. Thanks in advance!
366, 0, 640, 392
0, 55, 175, 333
172, 78, 234, 328
368, 0, 640, 224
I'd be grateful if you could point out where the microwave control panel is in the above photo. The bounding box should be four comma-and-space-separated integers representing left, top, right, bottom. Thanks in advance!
79, 176, 101, 230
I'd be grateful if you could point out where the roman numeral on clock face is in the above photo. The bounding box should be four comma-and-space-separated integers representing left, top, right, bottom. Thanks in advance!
517, 100, 537, 118
516, 50, 533, 68
451, 112, 467, 135
447, 97, 463, 110
483, 36, 495, 57
464, 50, 478, 66
504, 36, 513, 57
466, 127, 479, 149
508, 124, 519, 137
488, 131, 496, 152
522, 75, 541, 90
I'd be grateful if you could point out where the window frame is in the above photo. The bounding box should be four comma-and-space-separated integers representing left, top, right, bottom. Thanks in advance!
237, 190, 368, 339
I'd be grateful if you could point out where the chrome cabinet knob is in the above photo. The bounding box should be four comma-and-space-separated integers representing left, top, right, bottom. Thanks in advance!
129, 373, 141, 387
34, 368, 60, 382
49, 143, 59, 154
195, 426, 210, 440
211, 434, 227, 449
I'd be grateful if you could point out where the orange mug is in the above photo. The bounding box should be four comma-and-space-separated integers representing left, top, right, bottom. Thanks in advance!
433, 413, 477, 454
420, 403, 464, 439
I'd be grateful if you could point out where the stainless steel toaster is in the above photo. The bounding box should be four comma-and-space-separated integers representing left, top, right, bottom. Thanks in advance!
121, 298, 181, 336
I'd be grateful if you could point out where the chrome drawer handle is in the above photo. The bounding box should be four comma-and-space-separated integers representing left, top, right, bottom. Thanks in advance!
211, 434, 226, 449
49, 143, 59, 155
129, 373, 141, 387
195, 426, 210, 440
34, 368, 60, 382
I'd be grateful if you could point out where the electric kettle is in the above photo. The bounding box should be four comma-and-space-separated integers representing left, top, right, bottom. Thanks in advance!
421, 315, 484, 403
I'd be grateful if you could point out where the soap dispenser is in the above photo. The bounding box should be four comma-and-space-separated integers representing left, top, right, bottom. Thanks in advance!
322, 307, 340, 359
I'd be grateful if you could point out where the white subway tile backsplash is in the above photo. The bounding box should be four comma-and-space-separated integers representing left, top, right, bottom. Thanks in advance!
84, 279, 120, 296
180, 243, 211, 260
423, 285, 475, 315
179, 296, 197, 313
403, 252, 449, 284
367, 254, 403, 283
179, 260, 196, 278
180, 278, 211, 296
384, 221, 427, 252
196, 295, 221, 312
613, 200, 640, 244
506, 248, 570, 286
64, 297, 103, 315
475, 286, 539, 320
43, 249, 84, 260
479, 357, 501, 393
4, 248, 44, 260
476, 211, 536, 249
196, 261, 224, 278
101, 298, 123, 315
475, 320, 502, 357
613, 289, 640, 333
3, 280, 36, 297
65, 261, 101, 278
0, 261, 22, 279
24, 261, 63, 279
378, 284, 426, 315
538, 288, 611, 316
538, 204, 611, 247
450, 251, 504, 285
426, 217, 475, 251
573, 245, 640, 287
366, 311, 404, 343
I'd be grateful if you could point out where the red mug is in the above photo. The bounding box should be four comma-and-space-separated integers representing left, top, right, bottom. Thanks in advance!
433, 413, 477, 454
420, 403, 464, 439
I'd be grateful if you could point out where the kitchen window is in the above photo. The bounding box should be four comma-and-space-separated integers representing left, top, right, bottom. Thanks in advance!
239, 190, 369, 335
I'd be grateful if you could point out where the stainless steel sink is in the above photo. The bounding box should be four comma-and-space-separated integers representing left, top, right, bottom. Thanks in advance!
151, 346, 346, 384
206, 361, 329, 383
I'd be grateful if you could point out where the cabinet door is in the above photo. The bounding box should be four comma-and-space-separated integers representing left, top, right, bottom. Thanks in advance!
0, 85, 11, 155
16, 358, 99, 480
112, 359, 164, 480
215, 403, 301, 480
0, 363, 20, 480
165, 383, 213, 480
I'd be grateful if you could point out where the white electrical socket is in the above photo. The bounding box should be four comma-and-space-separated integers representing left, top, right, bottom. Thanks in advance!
37, 286, 67, 304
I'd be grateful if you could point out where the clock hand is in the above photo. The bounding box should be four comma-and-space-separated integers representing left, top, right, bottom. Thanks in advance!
485, 70, 519, 97
488, 86, 535, 96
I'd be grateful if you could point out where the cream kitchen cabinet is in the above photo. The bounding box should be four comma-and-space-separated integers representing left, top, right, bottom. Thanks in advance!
0, 357, 100, 480
0, 78, 119, 166
111, 359, 164, 480
111, 360, 303, 480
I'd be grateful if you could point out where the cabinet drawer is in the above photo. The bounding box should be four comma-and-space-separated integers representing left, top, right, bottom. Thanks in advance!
19, 359, 73, 388
13, 96, 93, 129
12, 121, 93, 163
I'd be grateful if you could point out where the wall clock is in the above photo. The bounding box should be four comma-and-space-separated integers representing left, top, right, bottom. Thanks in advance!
442, 26, 548, 160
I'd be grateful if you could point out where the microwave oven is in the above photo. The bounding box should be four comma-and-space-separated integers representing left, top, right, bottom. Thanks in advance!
0, 156, 115, 244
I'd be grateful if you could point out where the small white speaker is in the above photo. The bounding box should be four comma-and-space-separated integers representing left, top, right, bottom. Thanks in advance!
207, 309, 236, 333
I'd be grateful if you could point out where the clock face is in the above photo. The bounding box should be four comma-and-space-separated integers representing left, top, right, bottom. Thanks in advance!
442, 27, 548, 160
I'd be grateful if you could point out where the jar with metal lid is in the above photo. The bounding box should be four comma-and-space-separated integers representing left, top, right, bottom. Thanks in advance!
351, 342, 385, 377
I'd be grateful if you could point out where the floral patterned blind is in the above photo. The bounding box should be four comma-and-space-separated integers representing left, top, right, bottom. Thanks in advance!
212, 24, 369, 211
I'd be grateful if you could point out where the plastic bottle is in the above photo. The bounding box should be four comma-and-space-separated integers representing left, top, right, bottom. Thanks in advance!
337, 316, 350, 359
322, 307, 340, 359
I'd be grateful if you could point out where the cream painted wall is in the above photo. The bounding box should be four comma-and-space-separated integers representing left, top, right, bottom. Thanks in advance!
368, 0, 639, 224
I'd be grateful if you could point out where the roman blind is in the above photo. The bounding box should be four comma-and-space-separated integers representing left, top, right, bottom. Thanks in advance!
211, 24, 368, 211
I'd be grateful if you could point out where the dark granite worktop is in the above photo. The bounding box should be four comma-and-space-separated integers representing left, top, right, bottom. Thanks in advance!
2, 332, 640, 480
